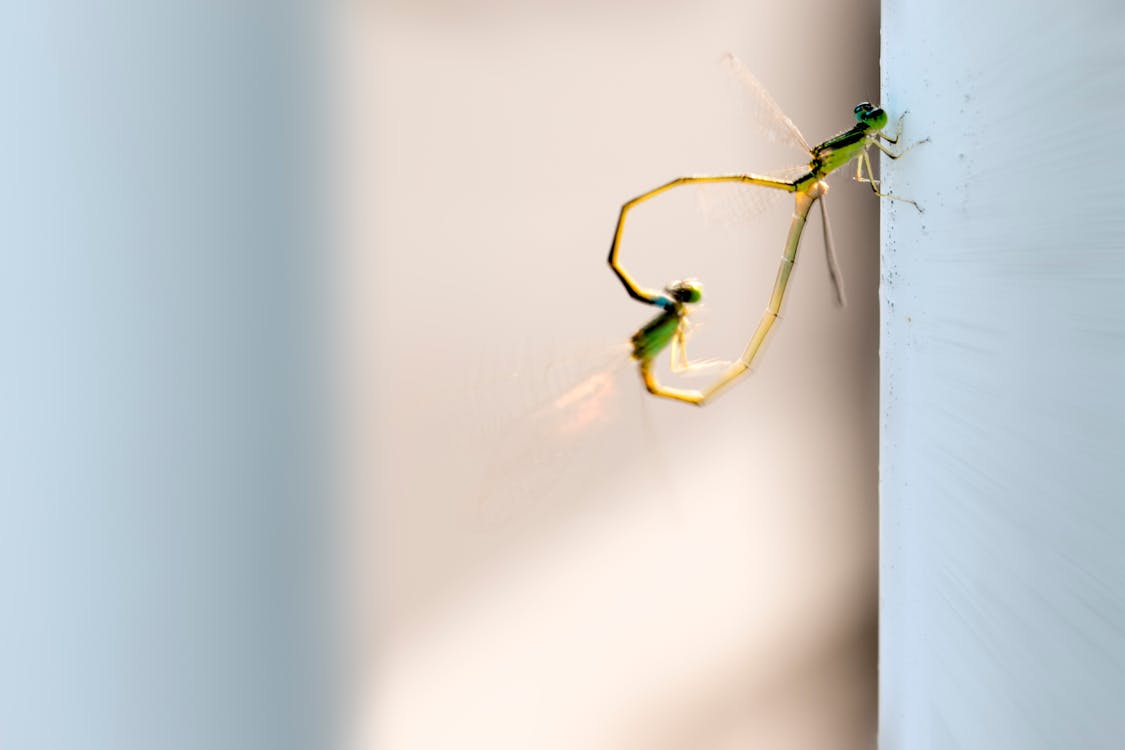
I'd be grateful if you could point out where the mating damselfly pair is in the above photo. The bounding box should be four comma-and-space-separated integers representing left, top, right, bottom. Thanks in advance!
469, 55, 926, 522
610, 53, 926, 406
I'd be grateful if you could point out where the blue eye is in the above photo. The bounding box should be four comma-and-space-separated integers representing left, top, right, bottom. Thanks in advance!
854, 102, 875, 122
666, 279, 703, 304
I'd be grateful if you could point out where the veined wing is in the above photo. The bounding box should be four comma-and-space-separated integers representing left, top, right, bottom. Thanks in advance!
466, 343, 646, 527
721, 52, 811, 156
691, 169, 847, 308
694, 164, 810, 228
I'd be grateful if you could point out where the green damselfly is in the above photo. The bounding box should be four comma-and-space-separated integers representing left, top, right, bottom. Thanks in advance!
609, 54, 925, 406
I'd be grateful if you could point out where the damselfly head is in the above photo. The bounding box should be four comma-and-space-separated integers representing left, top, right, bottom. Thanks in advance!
665, 278, 703, 305
854, 102, 888, 130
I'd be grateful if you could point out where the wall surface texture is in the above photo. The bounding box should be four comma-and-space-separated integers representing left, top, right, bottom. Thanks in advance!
881, 2, 1125, 748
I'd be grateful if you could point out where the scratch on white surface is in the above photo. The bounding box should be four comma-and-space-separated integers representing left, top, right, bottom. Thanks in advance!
881, 2, 1125, 748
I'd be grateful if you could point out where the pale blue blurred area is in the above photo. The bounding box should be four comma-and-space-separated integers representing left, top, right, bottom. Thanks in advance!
0, 3, 331, 749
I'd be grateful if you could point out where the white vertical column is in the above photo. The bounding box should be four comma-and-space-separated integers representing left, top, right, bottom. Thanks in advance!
0, 4, 331, 749
881, 1, 1125, 747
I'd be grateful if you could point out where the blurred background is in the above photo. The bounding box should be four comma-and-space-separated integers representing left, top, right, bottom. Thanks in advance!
0, 3, 330, 749
346, 1, 881, 748
0, 2, 882, 749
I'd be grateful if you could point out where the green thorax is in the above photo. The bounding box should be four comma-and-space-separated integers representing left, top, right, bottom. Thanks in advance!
630, 280, 701, 362
809, 123, 872, 178
631, 304, 681, 362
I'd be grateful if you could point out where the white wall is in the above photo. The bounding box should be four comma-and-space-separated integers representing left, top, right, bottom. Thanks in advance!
0, 4, 332, 749
881, 2, 1125, 747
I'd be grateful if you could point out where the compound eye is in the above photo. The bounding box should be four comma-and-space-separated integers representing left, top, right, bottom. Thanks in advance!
668, 279, 703, 304
861, 106, 888, 129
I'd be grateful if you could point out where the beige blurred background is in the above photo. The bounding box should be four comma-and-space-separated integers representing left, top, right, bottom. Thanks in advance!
339, 1, 880, 747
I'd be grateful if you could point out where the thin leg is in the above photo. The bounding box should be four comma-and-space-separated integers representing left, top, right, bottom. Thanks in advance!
855, 153, 867, 183
858, 150, 923, 212
877, 110, 908, 144
876, 111, 931, 161
855, 150, 882, 189
873, 137, 929, 161
638, 360, 705, 406
669, 325, 728, 374
609, 174, 797, 306
634, 318, 730, 406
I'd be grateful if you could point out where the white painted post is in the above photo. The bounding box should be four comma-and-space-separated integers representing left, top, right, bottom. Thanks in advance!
0, 4, 331, 749
881, 2, 1125, 747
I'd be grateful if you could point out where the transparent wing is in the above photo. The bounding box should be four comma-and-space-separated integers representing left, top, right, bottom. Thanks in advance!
818, 194, 847, 307
465, 343, 648, 527
690, 176, 847, 308
693, 164, 809, 228
720, 52, 811, 156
